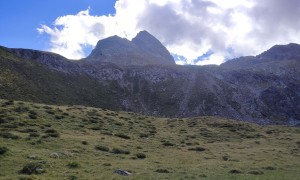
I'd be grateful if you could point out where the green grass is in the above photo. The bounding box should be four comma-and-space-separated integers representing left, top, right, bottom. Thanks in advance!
0, 99, 299, 179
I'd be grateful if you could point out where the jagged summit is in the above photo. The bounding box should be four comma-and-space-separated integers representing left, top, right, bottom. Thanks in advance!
86, 31, 175, 66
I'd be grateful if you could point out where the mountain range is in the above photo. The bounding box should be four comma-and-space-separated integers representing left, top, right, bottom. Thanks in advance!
0, 31, 299, 125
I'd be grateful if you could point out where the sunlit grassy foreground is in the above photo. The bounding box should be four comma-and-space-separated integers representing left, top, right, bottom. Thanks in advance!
0, 99, 299, 179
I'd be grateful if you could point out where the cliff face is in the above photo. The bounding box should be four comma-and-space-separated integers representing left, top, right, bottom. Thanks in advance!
85, 31, 175, 66
0, 41, 299, 125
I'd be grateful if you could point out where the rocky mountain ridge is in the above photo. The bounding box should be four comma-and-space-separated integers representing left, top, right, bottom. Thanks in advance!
85, 31, 175, 66
0, 35, 299, 125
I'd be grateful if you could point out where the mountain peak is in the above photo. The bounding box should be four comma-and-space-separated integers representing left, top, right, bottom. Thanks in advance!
134, 30, 155, 40
86, 31, 175, 66
258, 43, 300, 60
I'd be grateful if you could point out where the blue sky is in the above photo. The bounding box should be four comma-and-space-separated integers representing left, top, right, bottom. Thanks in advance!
0, 0, 116, 50
1, 0, 299, 65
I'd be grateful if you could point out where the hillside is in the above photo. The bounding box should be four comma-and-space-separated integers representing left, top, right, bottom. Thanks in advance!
0, 99, 300, 179
0, 41, 299, 125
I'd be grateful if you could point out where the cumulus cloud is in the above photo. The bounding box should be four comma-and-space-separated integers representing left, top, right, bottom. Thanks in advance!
38, 0, 300, 65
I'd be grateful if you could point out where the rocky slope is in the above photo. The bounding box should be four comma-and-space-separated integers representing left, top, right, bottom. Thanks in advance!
0, 35, 299, 125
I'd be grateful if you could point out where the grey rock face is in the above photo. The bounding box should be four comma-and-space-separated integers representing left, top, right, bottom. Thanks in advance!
132, 31, 174, 65
86, 31, 175, 66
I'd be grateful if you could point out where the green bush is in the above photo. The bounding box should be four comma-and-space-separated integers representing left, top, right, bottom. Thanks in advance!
29, 110, 37, 115
0, 131, 20, 139
14, 106, 29, 113
248, 170, 264, 175
0, 146, 8, 155
19, 162, 45, 174
67, 162, 80, 168
155, 169, 170, 173
103, 163, 112, 166
162, 142, 174, 146
68, 175, 78, 180
55, 115, 64, 120
136, 153, 146, 159
6, 116, 15, 121
229, 169, 242, 174
5, 100, 14, 106
45, 110, 55, 115
111, 148, 130, 155
101, 131, 113, 136
43, 106, 52, 109
0, 118, 7, 124
114, 133, 131, 139
95, 145, 110, 152
44, 129, 60, 138
139, 133, 149, 138
28, 114, 37, 119
81, 141, 88, 145
188, 146, 205, 152
29, 132, 40, 137
263, 166, 276, 170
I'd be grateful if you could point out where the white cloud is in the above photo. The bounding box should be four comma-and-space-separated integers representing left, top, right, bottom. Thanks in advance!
195, 54, 225, 65
38, 0, 300, 65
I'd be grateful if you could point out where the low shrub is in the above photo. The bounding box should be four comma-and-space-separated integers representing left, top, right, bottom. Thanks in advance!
68, 175, 78, 180
20, 128, 37, 133
5, 100, 14, 106
188, 146, 206, 152
0, 146, 8, 155
29, 110, 37, 115
55, 115, 64, 120
0, 131, 20, 139
103, 163, 112, 166
81, 141, 88, 145
155, 169, 170, 173
139, 133, 149, 138
28, 114, 37, 119
19, 162, 45, 174
229, 169, 242, 174
29, 132, 40, 137
6, 117, 15, 121
248, 170, 264, 175
44, 129, 60, 138
0, 118, 7, 124
101, 131, 113, 136
95, 145, 109, 152
162, 142, 174, 146
90, 126, 101, 130
222, 156, 229, 161
45, 110, 55, 115
263, 166, 276, 170
14, 106, 29, 113
111, 148, 130, 155
136, 153, 146, 159
43, 106, 52, 109
114, 133, 131, 139
67, 162, 80, 168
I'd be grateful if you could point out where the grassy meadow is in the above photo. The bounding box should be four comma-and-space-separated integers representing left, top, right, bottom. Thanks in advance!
0, 99, 299, 179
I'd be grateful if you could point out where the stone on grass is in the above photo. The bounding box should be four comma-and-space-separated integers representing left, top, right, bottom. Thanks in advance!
114, 169, 131, 176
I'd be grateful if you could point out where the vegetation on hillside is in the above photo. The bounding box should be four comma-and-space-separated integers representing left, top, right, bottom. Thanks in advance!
0, 99, 299, 179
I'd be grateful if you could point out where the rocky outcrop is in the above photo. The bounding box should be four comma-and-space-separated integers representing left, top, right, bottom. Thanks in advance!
86, 31, 175, 66
131, 31, 174, 65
